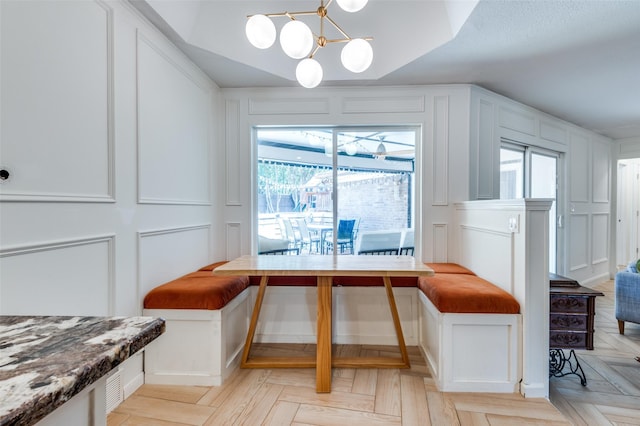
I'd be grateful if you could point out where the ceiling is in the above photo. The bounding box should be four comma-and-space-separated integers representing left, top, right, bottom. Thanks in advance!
131, 0, 640, 140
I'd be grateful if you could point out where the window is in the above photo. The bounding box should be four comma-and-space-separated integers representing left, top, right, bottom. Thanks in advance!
256, 127, 417, 256
500, 141, 561, 273
500, 145, 524, 199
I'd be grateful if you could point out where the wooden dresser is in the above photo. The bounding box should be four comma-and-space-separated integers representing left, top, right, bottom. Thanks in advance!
549, 273, 604, 350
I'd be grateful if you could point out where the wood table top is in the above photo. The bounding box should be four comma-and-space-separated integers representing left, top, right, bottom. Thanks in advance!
213, 255, 434, 277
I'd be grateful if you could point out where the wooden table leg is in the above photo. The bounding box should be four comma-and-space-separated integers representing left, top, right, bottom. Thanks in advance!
382, 276, 410, 368
316, 276, 332, 393
241, 275, 269, 367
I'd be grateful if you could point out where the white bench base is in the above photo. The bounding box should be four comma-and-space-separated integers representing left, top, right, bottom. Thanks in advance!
143, 287, 250, 386
250, 285, 419, 346
142, 284, 523, 393
418, 291, 521, 393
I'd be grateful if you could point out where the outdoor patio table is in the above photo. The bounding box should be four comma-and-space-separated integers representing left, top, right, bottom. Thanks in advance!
306, 223, 333, 254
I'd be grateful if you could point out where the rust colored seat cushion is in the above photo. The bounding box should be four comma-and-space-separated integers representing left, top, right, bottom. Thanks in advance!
333, 276, 418, 287
249, 276, 317, 286
199, 261, 229, 271
144, 270, 249, 310
248, 276, 417, 287
425, 263, 475, 275
418, 274, 520, 314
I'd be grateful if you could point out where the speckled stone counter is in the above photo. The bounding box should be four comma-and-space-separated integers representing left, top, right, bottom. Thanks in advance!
0, 316, 165, 426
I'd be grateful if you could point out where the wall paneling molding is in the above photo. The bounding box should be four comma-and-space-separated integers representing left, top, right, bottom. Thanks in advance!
225, 222, 242, 260
137, 224, 211, 308
432, 96, 449, 206
249, 97, 330, 115
432, 223, 448, 263
225, 100, 241, 206
341, 95, 425, 114
136, 31, 212, 205
0, 0, 115, 203
0, 235, 115, 315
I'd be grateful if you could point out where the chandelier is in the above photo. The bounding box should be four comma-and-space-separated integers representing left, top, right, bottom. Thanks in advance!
245, 0, 373, 88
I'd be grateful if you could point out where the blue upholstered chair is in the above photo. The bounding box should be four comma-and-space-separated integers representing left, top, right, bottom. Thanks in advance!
615, 260, 640, 334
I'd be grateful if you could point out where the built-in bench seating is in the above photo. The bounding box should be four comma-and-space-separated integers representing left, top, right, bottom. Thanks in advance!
418, 263, 521, 392
143, 261, 251, 386
142, 260, 521, 392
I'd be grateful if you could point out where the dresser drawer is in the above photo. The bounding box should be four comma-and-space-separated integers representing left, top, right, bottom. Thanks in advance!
550, 295, 589, 313
550, 313, 589, 331
549, 330, 588, 348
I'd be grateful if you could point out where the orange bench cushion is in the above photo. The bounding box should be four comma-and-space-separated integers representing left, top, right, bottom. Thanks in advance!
333, 276, 418, 287
199, 261, 230, 271
248, 276, 317, 286
247, 275, 417, 287
425, 263, 475, 275
144, 269, 249, 310
418, 274, 520, 314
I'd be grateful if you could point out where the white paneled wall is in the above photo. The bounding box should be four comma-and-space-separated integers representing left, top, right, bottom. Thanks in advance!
469, 86, 613, 284
1, 236, 114, 315
0, 1, 218, 317
138, 225, 211, 305
220, 86, 472, 262
0, 0, 218, 399
1, 1, 114, 202
137, 32, 212, 205
568, 136, 612, 284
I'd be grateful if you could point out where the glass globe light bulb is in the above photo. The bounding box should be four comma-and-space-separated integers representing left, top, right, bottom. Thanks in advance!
245, 15, 276, 49
345, 143, 358, 156
296, 58, 323, 88
336, 0, 368, 13
341, 38, 373, 73
280, 20, 313, 59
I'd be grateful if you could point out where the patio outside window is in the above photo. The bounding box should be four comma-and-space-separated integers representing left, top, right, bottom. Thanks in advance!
256, 127, 417, 256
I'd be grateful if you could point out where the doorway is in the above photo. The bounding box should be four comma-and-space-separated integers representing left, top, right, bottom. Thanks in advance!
616, 158, 640, 268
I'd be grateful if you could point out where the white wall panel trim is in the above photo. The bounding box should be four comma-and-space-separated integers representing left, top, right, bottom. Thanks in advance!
568, 213, 589, 272
136, 32, 211, 92
248, 98, 329, 115
137, 224, 212, 308
591, 213, 609, 265
591, 142, 611, 204
342, 96, 425, 114
432, 96, 449, 206
0, 235, 116, 315
569, 133, 590, 203
432, 223, 448, 263
0, 1, 115, 203
539, 120, 567, 145
136, 31, 211, 205
137, 224, 211, 240
498, 106, 536, 136
476, 99, 495, 199
225, 100, 241, 206
225, 222, 242, 260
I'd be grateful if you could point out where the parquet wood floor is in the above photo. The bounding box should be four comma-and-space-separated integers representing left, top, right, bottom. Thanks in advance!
549, 279, 640, 425
109, 280, 640, 425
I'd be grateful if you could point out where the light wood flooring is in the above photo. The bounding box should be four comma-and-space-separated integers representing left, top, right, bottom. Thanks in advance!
549, 279, 640, 425
108, 280, 640, 425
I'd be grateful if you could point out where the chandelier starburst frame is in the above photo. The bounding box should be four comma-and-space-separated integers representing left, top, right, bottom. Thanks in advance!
245, 0, 373, 88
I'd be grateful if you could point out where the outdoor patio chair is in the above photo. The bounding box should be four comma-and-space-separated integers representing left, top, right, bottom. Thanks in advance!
325, 219, 356, 254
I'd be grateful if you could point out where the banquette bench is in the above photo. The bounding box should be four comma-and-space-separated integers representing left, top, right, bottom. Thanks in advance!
142, 260, 521, 393
143, 261, 251, 386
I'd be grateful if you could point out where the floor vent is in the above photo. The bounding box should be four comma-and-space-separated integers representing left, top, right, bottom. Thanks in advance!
106, 371, 123, 413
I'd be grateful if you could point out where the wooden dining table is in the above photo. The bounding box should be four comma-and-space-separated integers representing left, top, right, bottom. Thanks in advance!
213, 255, 434, 392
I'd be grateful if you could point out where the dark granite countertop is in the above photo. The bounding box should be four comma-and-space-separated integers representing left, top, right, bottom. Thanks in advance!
0, 316, 165, 426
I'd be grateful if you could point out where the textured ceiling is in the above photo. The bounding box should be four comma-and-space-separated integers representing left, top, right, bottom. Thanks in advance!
132, 0, 640, 140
